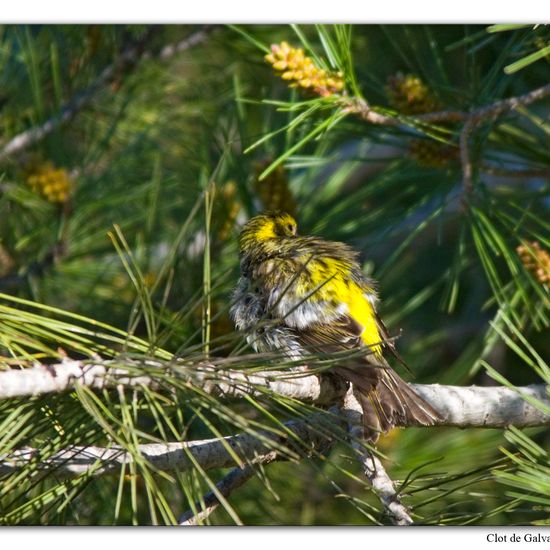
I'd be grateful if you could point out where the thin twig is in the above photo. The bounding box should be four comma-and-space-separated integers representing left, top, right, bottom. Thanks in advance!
344, 391, 413, 525
153, 25, 219, 61
480, 163, 550, 179
345, 97, 466, 126
178, 452, 277, 525
459, 82, 550, 194
460, 116, 477, 195
345, 83, 550, 196
469, 82, 550, 122
344, 98, 398, 125
0, 28, 155, 163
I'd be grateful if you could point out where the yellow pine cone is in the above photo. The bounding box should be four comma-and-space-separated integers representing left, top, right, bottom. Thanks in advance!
517, 241, 550, 285
408, 139, 458, 168
26, 161, 72, 203
265, 41, 344, 98
253, 162, 297, 217
386, 73, 440, 115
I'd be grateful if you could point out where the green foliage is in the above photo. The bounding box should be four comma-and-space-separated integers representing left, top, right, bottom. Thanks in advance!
0, 24, 549, 525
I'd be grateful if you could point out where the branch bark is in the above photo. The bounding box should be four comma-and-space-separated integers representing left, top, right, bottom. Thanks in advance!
2, 357, 549, 427
0, 358, 548, 427
344, 391, 413, 525
0, 358, 344, 404
0, 374, 547, 478
0, 412, 335, 477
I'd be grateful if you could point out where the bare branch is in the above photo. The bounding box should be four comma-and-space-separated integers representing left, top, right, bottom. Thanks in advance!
345, 83, 550, 196
0, 358, 343, 404
0, 413, 334, 477
0, 379, 548, 479
344, 391, 413, 525
459, 82, 550, 193
0, 29, 154, 163
0, 359, 548, 428
344, 98, 399, 125
412, 383, 550, 428
346, 97, 466, 126
0, 360, 155, 399
178, 452, 277, 525
152, 25, 219, 61
362, 453, 413, 525
468, 82, 550, 123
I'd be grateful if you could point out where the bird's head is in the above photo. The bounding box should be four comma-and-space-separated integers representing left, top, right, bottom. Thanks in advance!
238, 211, 298, 253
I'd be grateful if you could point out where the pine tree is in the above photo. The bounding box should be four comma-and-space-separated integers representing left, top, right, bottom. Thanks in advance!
0, 24, 548, 525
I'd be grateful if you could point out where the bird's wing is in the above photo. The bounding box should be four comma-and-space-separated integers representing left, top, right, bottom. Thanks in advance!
373, 310, 413, 376
294, 314, 364, 354
293, 312, 388, 387
294, 309, 440, 438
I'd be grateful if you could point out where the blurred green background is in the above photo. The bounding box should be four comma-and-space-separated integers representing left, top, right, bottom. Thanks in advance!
0, 24, 549, 525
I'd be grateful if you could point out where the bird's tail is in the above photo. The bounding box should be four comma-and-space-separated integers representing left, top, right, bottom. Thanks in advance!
334, 364, 442, 442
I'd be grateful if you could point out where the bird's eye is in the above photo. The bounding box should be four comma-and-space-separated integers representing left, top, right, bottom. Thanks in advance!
287, 224, 296, 235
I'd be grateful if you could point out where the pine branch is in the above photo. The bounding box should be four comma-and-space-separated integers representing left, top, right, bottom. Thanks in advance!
457, 83, 550, 194
0, 413, 333, 477
361, 453, 412, 525
153, 25, 219, 61
344, 391, 413, 525
0, 358, 548, 427
0, 25, 217, 163
0, 376, 548, 479
345, 83, 550, 194
346, 97, 466, 126
0, 358, 344, 404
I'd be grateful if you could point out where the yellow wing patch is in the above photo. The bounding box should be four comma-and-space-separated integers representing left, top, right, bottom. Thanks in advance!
304, 258, 382, 355
347, 284, 382, 355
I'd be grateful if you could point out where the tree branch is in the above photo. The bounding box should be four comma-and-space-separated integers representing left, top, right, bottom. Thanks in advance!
0, 26, 217, 163
0, 358, 548, 428
345, 83, 550, 196
0, 358, 344, 404
0, 412, 335, 477
2, 356, 549, 423
152, 25, 219, 61
343, 391, 413, 525
458, 83, 550, 194
0, 372, 547, 479
347, 97, 466, 126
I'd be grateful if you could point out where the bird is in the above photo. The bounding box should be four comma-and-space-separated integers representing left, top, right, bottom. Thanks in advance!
230, 211, 441, 441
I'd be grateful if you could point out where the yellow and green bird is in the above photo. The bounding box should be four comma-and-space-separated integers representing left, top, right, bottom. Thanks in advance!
230, 211, 441, 441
